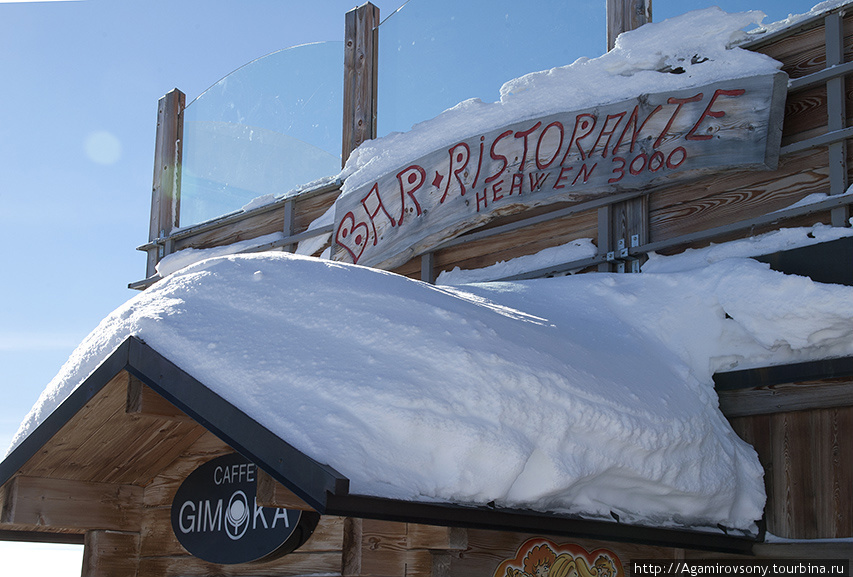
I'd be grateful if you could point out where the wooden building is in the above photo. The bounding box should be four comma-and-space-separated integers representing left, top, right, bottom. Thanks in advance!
1, 1, 852, 575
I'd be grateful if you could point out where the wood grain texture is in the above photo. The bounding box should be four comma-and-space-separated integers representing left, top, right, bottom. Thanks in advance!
136, 551, 342, 577
342, 3, 380, 165
148, 89, 185, 278
255, 468, 314, 511
719, 378, 853, 417
2, 476, 142, 531
730, 406, 853, 539
649, 149, 832, 243
126, 375, 194, 422
427, 208, 598, 280
82, 530, 140, 577
172, 187, 339, 253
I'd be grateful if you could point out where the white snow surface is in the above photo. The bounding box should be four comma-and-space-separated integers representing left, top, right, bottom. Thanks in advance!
155, 232, 286, 277
11, 247, 853, 531
338, 7, 782, 195
748, 0, 850, 37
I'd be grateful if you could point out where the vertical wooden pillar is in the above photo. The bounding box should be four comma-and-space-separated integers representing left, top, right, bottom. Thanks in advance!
146, 88, 185, 278
341, 517, 363, 576
421, 252, 436, 283
825, 12, 849, 227
81, 530, 140, 577
606, 0, 651, 51
342, 2, 380, 167
597, 206, 613, 272
600, 196, 648, 273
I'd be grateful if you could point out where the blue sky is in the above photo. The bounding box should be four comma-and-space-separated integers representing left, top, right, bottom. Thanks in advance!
0, 0, 820, 573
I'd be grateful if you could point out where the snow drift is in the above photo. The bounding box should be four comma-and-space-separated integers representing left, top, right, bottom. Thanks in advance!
13, 248, 853, 531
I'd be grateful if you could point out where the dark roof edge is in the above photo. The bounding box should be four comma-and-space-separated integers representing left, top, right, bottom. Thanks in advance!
0, 336, 350, 513
0, 339, 133, 490
124, 336, 350, 511
0, 530, 85, 545
1, 336, 762, 553
714, 356, 853, 391
324, 493, 760, 555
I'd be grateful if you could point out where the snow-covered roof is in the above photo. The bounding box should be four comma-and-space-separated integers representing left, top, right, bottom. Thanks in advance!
8, 237, 853, 535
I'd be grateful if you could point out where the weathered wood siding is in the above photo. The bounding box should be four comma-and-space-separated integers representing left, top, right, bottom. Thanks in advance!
729, 404, 853, 540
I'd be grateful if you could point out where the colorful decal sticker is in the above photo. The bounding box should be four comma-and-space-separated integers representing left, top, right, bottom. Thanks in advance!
494, 538, 624, 577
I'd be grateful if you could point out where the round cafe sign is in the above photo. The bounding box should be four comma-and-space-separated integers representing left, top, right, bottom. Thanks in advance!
171, 453, 317, 564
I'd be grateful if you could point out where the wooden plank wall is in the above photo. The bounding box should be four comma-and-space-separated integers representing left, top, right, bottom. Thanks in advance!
729, 405, 853, 540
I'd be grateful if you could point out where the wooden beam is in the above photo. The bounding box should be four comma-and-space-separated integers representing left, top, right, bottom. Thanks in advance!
1, 476, 142, 532
825, 12, 850, 226
407, 523, 467, 551
82, 530, 139, 577
719, 379, 853, 418
255, 468, 315, 511
607, 0, 651, 51
125, 374, 192, 422
0, 529, 84, 544
147, 88, 185, 278
342, 2, 380, 166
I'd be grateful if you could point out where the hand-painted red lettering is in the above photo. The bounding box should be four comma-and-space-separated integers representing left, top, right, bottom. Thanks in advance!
395, 165, 425, 224
654, 93, 703, 149
361, 183, 397, 245
612, 105, 663, 155
553, 166, 573, 189
562, 113, 597, 163
572, 162, 597, 186
514, 122, 542, 172
535, 122, 564, 170
528, 172, 548, 191
441, 142, 470, 203
510, 172, 523, 196
485, 130, 513, 184
589, 112, 627, 158
686, 88, 746, 141
335, 210, 370, 263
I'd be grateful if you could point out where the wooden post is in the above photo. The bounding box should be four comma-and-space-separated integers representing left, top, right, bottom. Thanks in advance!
597, 206, 613, 272
146, 88, 185, 278
825, 12, 849, 227
342, 2, 380, 167
340, 517, 363, 576
606, 0, 651, 51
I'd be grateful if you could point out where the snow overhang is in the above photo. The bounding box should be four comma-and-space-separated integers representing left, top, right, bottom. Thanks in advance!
0, 336, 761, 554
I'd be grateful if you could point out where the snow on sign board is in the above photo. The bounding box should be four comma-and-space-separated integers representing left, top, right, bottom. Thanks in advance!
332, 72, 787, 269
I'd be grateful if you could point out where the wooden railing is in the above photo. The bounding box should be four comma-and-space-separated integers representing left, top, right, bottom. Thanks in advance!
134, 3, 853, 290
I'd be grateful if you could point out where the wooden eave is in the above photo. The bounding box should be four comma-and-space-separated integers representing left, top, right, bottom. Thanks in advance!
1, 336, 763, 553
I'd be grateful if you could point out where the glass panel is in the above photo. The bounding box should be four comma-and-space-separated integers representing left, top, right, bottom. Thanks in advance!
377, 0, 606, 137
376, 0, 819, 139
180, 41, 343, 227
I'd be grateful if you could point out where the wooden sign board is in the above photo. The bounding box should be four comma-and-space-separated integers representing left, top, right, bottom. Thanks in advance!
333, 72, 787, 268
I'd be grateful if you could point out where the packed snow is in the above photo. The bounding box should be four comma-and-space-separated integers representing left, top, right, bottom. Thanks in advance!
10, 240, 853, 531
2, 251, 778, 530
